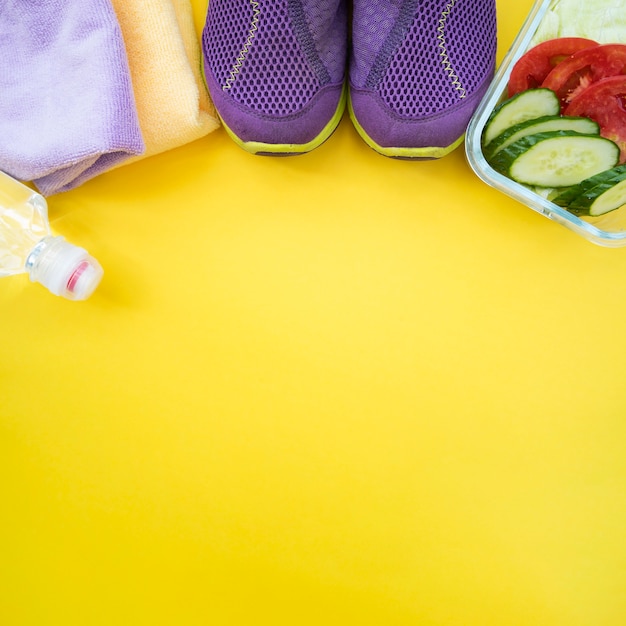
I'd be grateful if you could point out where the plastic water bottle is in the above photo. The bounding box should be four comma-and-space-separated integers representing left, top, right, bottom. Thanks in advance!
0, 170, 103, 300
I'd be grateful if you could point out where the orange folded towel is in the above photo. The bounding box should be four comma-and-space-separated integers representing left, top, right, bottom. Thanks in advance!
110, 0, 220, 163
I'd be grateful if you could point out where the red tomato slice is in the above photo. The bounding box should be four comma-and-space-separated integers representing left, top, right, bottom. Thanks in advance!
542, 43, 626, 110
507, 37, 599, 97
565, 75, 626, 163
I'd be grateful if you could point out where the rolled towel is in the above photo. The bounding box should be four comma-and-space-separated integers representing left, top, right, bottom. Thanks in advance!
0, 0, 145, 195
109, 0, 220, 164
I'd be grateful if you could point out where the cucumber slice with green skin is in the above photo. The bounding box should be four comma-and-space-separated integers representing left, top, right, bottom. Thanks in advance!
553, 165, 626, 216
484, 115, 600, 160
552, 165, 626, 207
580, 179, 626, 216
482, 88, 560, 147
489, 131, 620, 188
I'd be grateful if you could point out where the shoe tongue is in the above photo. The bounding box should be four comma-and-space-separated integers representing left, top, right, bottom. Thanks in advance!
350, 0, 412, 89
295, 0, 347, 83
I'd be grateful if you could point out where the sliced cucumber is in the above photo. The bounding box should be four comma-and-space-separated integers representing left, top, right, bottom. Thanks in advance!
482, 88, 560, 147
551, 165, 625, 207
484, 115, 600, 160
553, 165, 626, 216
489, 131, 620, 188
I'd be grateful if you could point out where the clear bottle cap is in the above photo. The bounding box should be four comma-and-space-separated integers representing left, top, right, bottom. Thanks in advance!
26, 236, 103, 300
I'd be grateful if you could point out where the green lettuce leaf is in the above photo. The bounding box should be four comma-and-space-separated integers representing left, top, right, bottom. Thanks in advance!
532, 0, 626, 45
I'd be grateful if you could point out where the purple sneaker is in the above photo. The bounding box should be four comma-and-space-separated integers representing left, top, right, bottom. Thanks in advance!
202, 0, 347, 155
349, 0, 497, 159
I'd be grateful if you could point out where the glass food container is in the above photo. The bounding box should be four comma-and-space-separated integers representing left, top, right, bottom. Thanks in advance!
466, 0, 626, 247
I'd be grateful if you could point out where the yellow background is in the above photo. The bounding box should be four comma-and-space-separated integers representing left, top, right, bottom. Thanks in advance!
2, 1, 626, 624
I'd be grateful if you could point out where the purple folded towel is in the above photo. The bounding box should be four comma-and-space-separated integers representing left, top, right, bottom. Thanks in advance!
0, 0, 144, 195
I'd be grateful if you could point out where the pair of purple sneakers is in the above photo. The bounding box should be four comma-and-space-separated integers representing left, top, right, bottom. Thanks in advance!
202, 0, 496, 158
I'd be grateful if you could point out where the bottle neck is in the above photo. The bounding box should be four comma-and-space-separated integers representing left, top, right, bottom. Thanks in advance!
25, 236, 53, 273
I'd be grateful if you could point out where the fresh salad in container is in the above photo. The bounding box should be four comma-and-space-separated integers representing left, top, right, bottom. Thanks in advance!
466, 0, 626, 246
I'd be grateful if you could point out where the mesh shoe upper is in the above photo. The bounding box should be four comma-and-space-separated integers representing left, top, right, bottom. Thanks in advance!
349, 0, 497, 154
203, 0, 347, 119
351, 0, 497, 117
